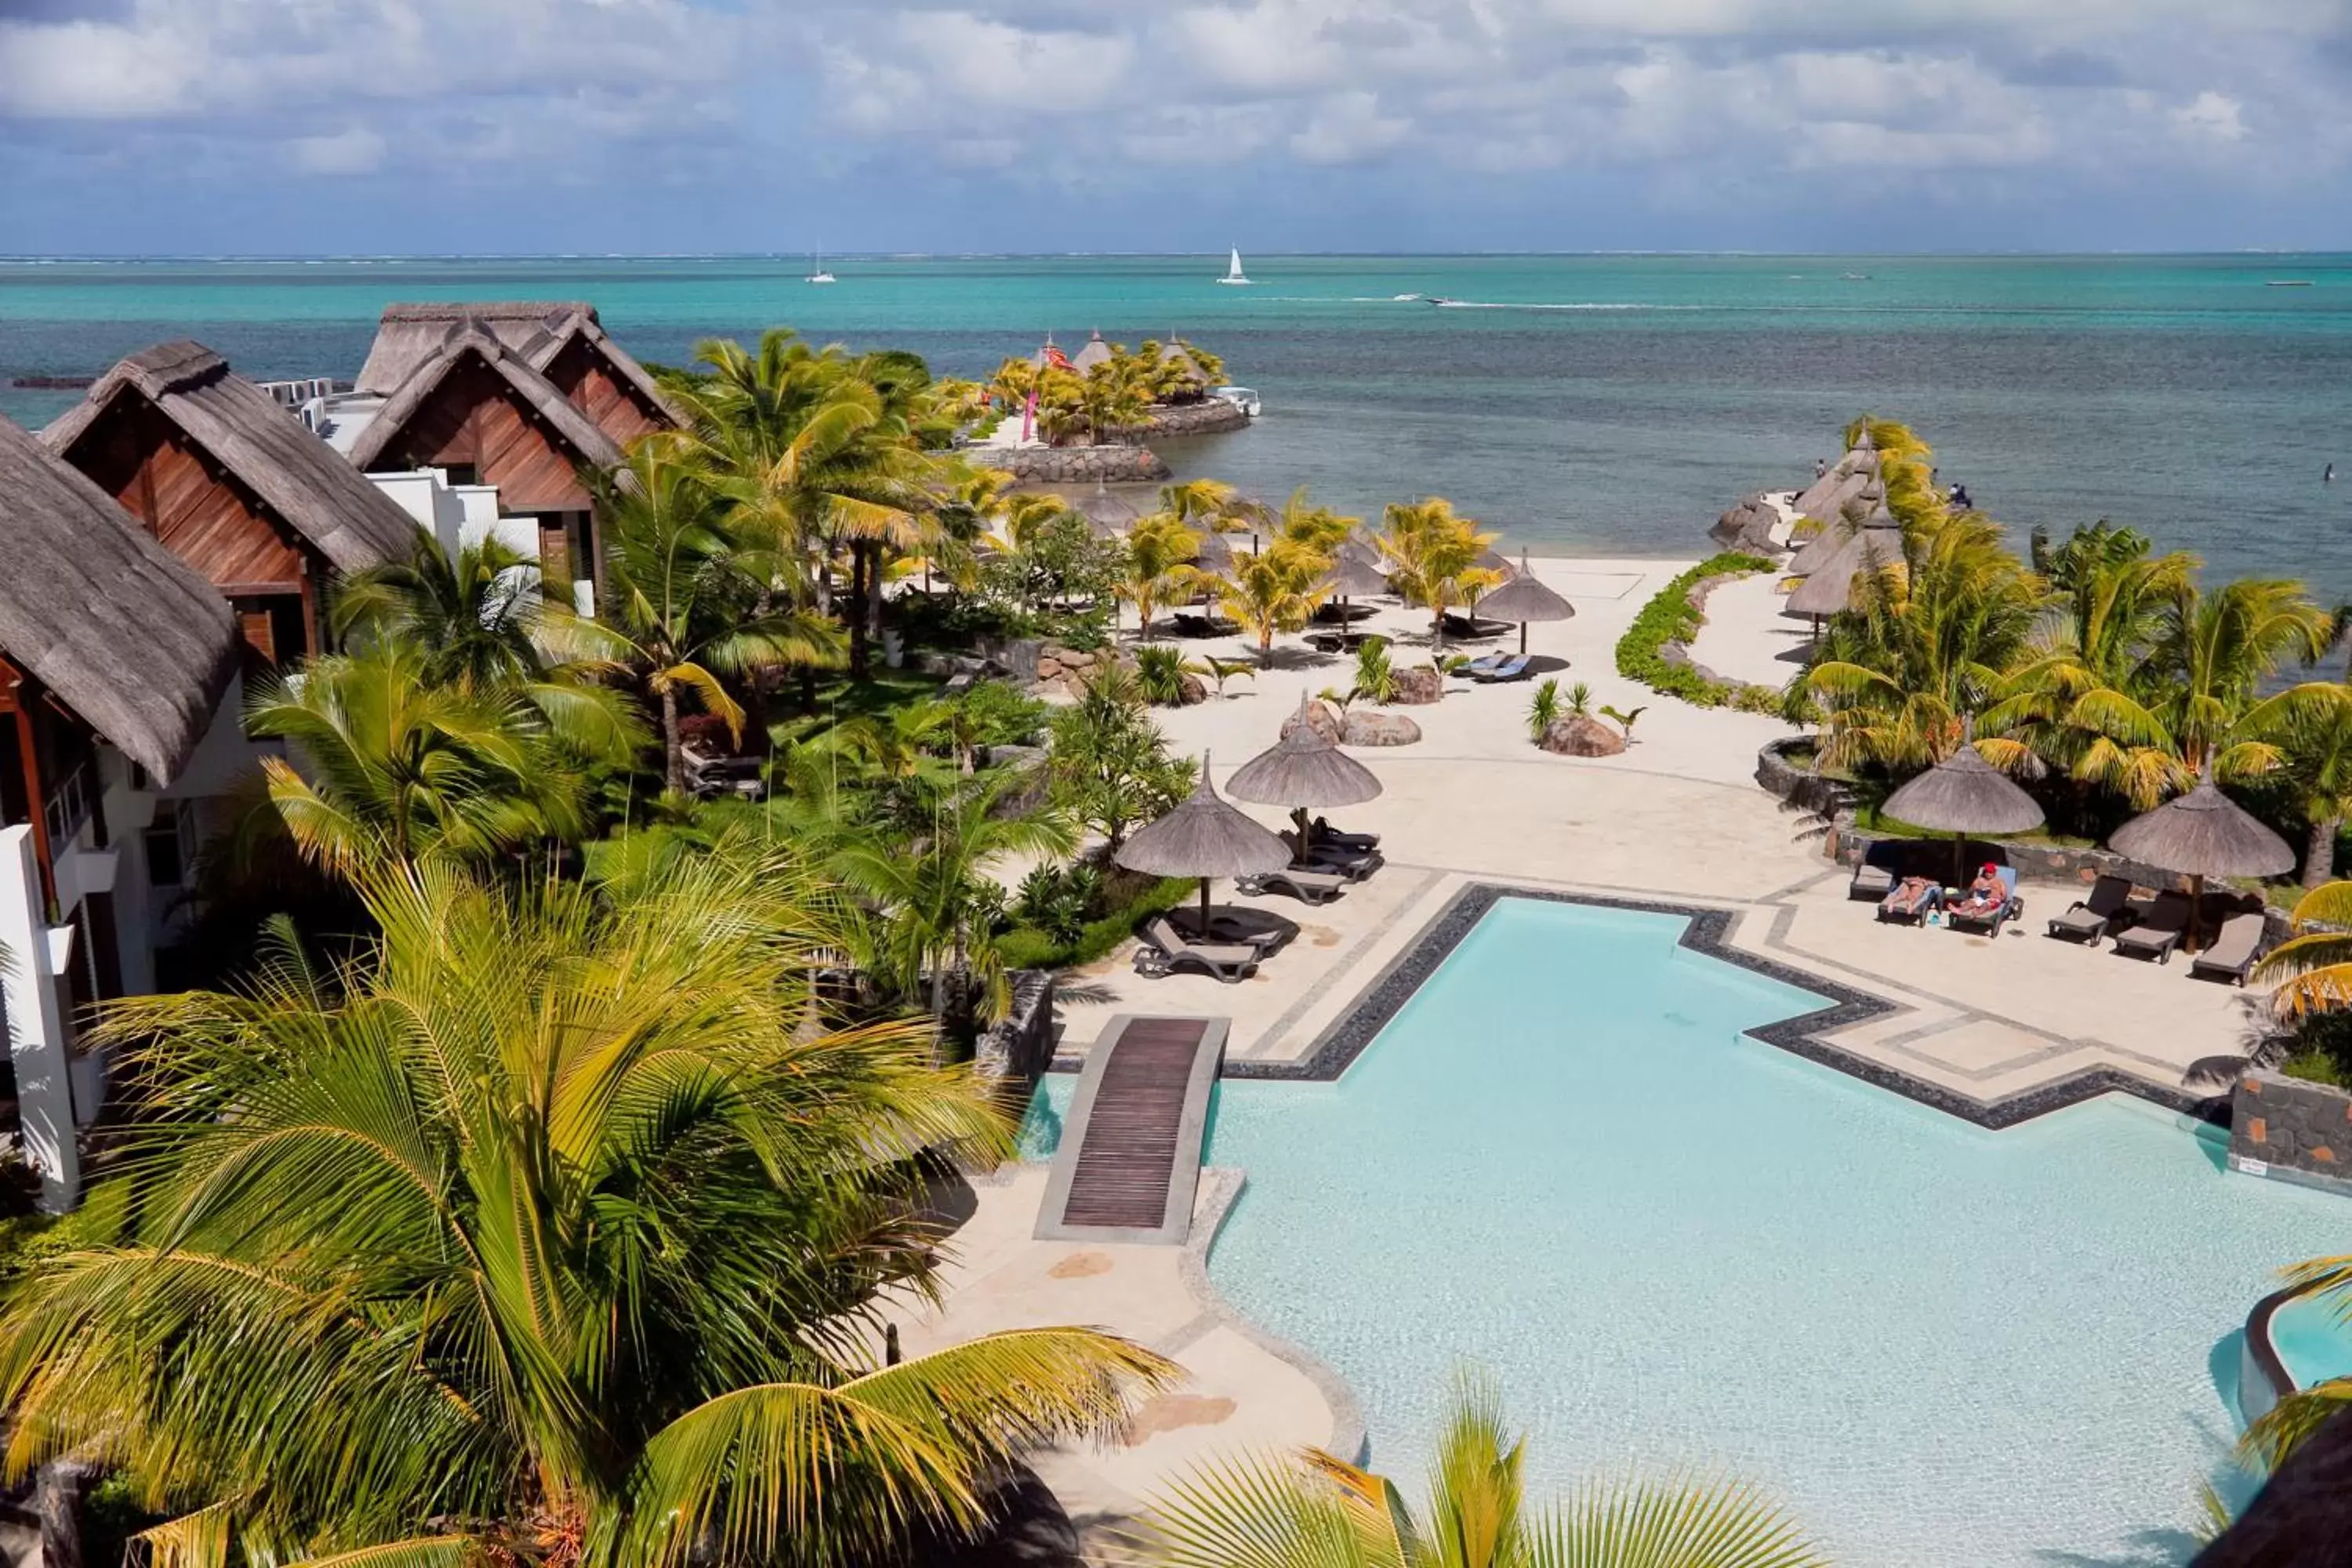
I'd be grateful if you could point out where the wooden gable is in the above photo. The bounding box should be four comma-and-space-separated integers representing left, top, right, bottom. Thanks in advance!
539, 336, 670, 447
369, 351, 598, 514
58, 394, 307, 595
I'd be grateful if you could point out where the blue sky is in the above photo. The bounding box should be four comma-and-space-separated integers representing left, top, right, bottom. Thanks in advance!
2, 0, 2349, 256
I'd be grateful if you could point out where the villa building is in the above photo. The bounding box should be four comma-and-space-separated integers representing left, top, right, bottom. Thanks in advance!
303, 302, 677, 613
42, 340, 423, 667
0, 415, 241, 1210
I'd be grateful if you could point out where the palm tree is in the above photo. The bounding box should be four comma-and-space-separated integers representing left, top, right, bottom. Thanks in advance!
1146, 1378, 1826, 1568
1076, 351, 1154, 445
245, 641, 595, 873
832, 772, 1075, 1051
1220, 539, 1330, 664
572, 437, 843, 797
2058, 576, 2336, 809
1377, 499, 1501, 648
2255, 880, 2352, 1015
332, 535, 645, 765
1806, 510, 2049, 777
1048, 669, 1194, 850
1993, 525, 2192, 773
0, 848, 1174, 1568
1120, 512, 1207, 641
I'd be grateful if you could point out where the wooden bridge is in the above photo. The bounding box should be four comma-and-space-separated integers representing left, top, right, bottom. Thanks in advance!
1034, 1015, 1229, 1244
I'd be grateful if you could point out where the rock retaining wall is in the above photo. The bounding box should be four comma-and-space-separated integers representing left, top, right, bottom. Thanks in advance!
2230, 1072, 2352, 1192
1110, 399, 1252, 441
975, 971, 1058, 1105
981, 445, 1172, 484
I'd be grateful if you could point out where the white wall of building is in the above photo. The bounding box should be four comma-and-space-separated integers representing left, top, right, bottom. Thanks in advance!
0, 827, 82, 1210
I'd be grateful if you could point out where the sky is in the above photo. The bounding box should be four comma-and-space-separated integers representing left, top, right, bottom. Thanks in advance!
2, 0, 2350, 256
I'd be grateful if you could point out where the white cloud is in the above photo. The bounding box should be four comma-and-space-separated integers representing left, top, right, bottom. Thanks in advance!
2174, 89, 2247, 143
1289, 89, 1413, 164
289, 125, 386, 175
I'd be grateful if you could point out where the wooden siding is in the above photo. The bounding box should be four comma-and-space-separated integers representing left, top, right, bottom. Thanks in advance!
540, 338, 669, 445
60, 396, 307, 593
372, 353, 597, 513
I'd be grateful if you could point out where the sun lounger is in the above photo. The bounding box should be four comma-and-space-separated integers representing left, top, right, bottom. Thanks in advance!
1170, 908, 1295, 956
2045, 874, 2139, 946
1848, 840, 1907, 902
1464, 652, 1512, 677
1309, 818, 1380, 852
1134, 917, 1259, 983
1944, 866, 2022, 935
1877, 878, 1943, 926
1280, 829, 1381, 880
2111, 891, 2192, 964
1440, 613, 1511, 641
1236, 866, 1349, 905
1471, 654, 1532, 683
2189, 911, 2268, 986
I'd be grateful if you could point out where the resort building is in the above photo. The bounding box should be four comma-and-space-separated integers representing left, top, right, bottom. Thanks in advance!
305, 302, 677, 613
42, 340, 423, 667
0, 415, 241, 1210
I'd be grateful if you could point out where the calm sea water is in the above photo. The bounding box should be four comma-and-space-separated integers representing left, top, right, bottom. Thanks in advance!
5, 254, 2351, 593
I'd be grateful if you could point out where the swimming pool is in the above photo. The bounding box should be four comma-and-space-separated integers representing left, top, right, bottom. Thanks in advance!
1048, 897, 2352, 1566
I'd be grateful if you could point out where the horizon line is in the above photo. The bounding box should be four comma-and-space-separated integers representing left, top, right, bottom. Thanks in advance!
2, 249, 2349, 264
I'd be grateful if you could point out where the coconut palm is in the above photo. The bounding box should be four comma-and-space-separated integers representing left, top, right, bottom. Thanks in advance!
2255, 880, 2352, 1016
1377, 499, 1501, 648
245, 641, 596, 874
1077, 351, 1155, 445
1220, 539, 1331, 663
2057, 576, 2337, 810
831, 771, 1076, 1050
332, 536, 645, 766
1145, 1378, 1826, 1568
571, 437, 844, 797
1991, 526, 2193, 771
1806, 510, 2049, 777
0, 848, 1174, 1568
1120, 512, 1209, 641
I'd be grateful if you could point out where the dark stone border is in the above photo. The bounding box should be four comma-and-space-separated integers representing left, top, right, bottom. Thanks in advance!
1052, 883, 2230, 1129
2243, 1283, 2299, 1426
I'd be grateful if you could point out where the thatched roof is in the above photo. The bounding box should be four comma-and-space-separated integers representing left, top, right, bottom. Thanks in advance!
1073, 481, 1143, 533
354, 300, 666, 411
1157, 341, 1209, 386
2111, 775, 2295, 878
1228, 702, 1383, 810
44, 340, 425, 575
1783, 524, 1901, 619
1882, 745, 2044, 836
0, 414, 238, 785
345, 324, 624, 476
1114, 759, 1290, 878
1070, 330, 1114, 373
1192, 528, 1235, 573
1786, 480, 1895, 577
1317, 554, 1388, 598
1475, 551, 1574, 624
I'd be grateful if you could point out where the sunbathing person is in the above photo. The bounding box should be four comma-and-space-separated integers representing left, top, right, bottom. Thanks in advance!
1881, 877, 1941, 919
1951, 863, 2006, 918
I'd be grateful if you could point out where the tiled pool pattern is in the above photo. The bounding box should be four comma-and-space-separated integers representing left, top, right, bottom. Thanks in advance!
1062, 897, 2352, 1566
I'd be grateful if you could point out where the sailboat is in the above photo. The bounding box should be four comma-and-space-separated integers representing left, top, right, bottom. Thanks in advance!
805, 251, 836, 285
1216, 247, 1250, 286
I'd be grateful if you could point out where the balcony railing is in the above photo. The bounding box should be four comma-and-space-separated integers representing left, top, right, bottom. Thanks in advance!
42, 758, 93, 848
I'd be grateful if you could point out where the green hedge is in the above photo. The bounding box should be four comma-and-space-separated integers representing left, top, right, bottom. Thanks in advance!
1614, 552, 1784, 711
996, 875, 1195, 970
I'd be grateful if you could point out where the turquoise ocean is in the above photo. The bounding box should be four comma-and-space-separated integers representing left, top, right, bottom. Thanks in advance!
5, 253, 2351, 595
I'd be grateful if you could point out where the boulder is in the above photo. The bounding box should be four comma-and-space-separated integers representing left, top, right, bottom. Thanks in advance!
1177, 673, 1210, 706
1540, 714, 1626, 757
1341, 711, 1421, 747
1279, 699, 1344, 744
1390, 666, 1444, 706
1709, 495, 1781, 554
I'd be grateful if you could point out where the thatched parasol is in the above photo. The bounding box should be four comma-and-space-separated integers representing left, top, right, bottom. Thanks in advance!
1783, 525, 1900, 620
1882, 741, 2045, 885
2110, 765, 2294, 950
1075, 481, 1142, 536
1115, 753, 1291, 926
1191, 526, 1235, 575
1228, 699, 1383, 848
1070, 328, 1113, 373
1318, 552, 1388, 602
1472, 550, 1575, 654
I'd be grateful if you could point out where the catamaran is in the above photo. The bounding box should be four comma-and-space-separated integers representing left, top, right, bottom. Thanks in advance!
1216, 248, 1250, 285
805, 252, 836, 285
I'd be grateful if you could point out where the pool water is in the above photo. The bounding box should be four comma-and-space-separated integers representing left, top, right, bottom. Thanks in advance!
1034, 898, 2352, 1566
2267, 1288, 2352, 1390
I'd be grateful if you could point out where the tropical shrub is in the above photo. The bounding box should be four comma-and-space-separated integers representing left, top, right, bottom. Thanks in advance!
1353, 637, 1396, 704
996, 870, 1193, 970
1614, 553, 1780, 706
1048, 669, 1196, 848
954, 679, 1051, 750
1135, 644, 1207, 706
1527, 677, 1561, 739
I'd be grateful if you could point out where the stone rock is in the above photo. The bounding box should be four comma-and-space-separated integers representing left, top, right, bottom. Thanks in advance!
1540, 714, 1626, 757
1341, 710, 1421, 746
1178, 673, 1210, 706
1390, 666, 1444, 706
1279, 700, 1344, 744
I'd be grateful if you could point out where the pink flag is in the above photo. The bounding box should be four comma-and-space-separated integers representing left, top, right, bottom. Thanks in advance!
1021, 387, 1037, 444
